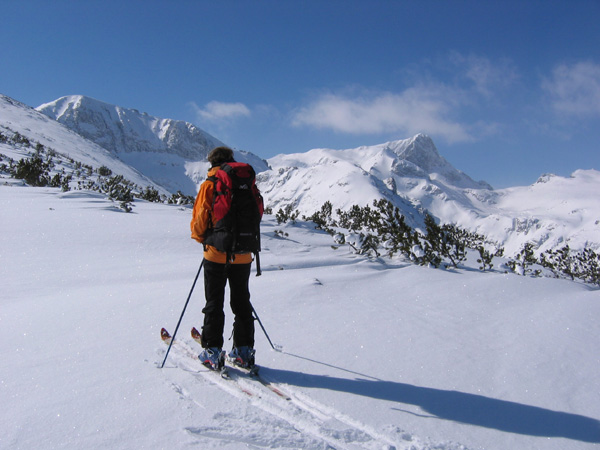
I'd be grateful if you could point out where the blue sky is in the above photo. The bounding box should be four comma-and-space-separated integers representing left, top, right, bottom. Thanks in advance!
2, 0, 599, 188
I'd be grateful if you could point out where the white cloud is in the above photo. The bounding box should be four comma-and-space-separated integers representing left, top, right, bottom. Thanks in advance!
450, 52, 519, 97
191, 100, 251, 122
290, 53, 520, 144
291, 86, 474, 144
542, 61, 600, 117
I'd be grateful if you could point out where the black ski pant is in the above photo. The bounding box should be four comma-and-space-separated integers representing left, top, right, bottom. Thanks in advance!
201, 259, 254, 350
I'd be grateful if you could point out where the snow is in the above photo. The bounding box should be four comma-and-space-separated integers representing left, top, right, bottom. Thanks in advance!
36, 95, 223, 159
261, 141, 600, 256
469, 169, 600, 254
35, 95, 270, 195
1, 183, 599, 450
13, 93, 600, 255
0, 94, 168, 197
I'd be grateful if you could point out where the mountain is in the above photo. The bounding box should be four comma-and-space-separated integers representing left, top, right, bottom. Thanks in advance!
30, 95, 498, 232
259, 135, 600, 255
0, 94, 167, 194
37, 95, 223, 159
6, 93, 599, 256
259, 134, 491, 227
468, 170, 600, 255
36, 95, 269, 195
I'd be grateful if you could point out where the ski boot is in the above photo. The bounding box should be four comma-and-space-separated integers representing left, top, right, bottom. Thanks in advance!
199, 347, 225, 371
228, 346, 256, 369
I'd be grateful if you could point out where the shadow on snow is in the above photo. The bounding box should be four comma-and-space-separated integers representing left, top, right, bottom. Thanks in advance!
265, 354, 600, 443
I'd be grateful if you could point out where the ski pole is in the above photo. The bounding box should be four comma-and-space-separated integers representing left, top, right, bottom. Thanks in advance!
251, 304, 278, 351
160, 259, 204, 368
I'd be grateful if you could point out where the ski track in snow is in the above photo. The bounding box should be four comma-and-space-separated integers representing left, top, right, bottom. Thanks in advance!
162, 338, 458, 450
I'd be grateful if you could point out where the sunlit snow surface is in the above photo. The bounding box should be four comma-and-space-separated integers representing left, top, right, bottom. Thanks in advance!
1, 183, 599, 450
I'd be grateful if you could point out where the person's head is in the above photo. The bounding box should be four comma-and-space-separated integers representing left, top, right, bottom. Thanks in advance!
207, 146, 235, 167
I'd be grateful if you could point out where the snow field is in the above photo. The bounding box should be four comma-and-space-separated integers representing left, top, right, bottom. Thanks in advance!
1, 184, 599, 449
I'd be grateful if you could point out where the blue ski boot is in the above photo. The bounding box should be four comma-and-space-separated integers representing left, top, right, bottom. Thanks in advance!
199, 347, 225, 371
228, 346, 256, 369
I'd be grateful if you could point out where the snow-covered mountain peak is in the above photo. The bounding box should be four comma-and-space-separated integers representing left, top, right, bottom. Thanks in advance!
0, 93, 166, 193
263, 134, 489, 210
37, 95, 224, 160
392, 133, 444, 169
259, 135, 494, 230
261, 136, 600, 254
36, 95, 269, 195
384, 134, 490, 189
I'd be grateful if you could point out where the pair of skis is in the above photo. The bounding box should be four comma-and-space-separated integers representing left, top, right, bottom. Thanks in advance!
160, 327, 290, 400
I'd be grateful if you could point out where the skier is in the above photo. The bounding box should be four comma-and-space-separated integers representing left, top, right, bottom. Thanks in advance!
190, 146, 261, 371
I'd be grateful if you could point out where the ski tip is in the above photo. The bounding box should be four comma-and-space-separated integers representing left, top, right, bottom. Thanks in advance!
160, 328, 171, 341
191, 327, 203, 344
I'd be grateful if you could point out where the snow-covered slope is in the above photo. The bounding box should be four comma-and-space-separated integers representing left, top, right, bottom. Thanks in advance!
259, 134, 490, 228
1, 182, 599, 450
465, 170, 600, 255
260, 135, 600, 254
37, 95, 269, 195
37, 95, 223, 159
0, 94, 166, 194
8, 92, 600, 255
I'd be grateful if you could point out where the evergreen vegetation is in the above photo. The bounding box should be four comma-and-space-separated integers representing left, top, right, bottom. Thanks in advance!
291, 199, 599, 287
14, 154, 51, 187
298, 199, 499, 270
539, 245, 600, 286
276, 204, 300, 224
3, 126, 598, 287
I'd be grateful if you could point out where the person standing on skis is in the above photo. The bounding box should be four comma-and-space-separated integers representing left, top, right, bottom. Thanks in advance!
190, 146, 262, 371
